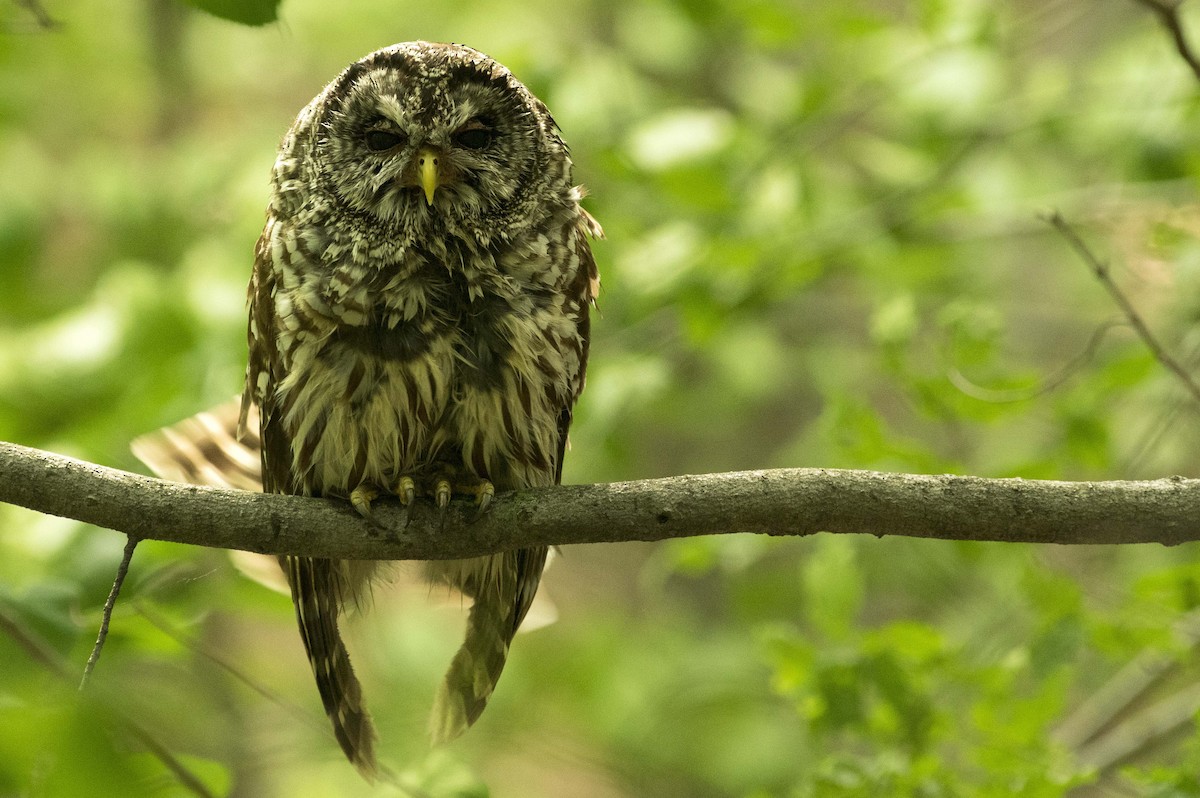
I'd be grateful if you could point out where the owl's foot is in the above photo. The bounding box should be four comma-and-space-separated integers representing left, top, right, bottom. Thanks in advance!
434, 478, 452, 529
380, 473, 496, 528
349, 484, 387, 530
430, 473, 495, 527
395, 476, 417, 529
469, 480, 495, 523
440, 476, 494, 523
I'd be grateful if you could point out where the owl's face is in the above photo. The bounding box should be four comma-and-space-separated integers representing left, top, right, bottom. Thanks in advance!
303, 42, 567, 234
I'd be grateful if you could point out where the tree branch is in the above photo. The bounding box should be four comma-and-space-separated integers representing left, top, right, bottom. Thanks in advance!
2, 441, 1200, 557
1132, 0, 1200, 85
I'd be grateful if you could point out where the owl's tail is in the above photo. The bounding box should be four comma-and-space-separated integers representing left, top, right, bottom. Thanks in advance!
284, 555, 378, 777
428, 547, 547, 744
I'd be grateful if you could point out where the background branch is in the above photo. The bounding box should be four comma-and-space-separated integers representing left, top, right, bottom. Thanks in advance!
2, 440, 1200, 558
1046, 210, 1200, 407
0, 602, 216, 797
13, 0, 61, 30
1132, 0, 1200, 84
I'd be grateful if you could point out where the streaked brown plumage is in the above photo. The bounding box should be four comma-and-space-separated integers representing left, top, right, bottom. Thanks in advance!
234, 41, 598, 774
137, 41, 599, 775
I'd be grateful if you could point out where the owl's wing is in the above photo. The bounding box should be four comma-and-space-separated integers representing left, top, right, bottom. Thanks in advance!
242, 232, 294, 495
243, 229, 380, 776
552, 211, 602, 486
515, 213, 599, 638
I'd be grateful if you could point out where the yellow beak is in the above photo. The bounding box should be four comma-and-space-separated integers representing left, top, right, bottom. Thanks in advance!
417, 149, 440, 205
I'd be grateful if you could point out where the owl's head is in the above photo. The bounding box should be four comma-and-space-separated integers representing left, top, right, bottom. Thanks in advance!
286, 42, 572, 239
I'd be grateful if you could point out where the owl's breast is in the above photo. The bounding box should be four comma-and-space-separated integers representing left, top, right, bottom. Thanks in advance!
434, 284, 587, 490
273, 290, 460, 495
267, 217, 588, 497
325, 311, 448, 364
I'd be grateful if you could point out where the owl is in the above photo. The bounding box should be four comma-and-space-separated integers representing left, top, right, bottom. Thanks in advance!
144, 41, 600, 775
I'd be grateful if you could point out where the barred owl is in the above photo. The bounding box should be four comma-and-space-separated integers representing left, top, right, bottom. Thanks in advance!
144, 42, 601, 775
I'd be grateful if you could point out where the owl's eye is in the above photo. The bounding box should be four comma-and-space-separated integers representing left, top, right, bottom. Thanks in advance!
453, 124, 494, 151
364, 130, 404, 152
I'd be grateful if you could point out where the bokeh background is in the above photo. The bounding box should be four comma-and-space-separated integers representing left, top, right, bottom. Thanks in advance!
4, 1, 1200, 795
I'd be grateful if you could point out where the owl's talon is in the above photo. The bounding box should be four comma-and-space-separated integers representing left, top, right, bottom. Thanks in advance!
434, 479, 451, 512
394, 476, 417, 528
350, 485, 385, 529
468, 481, 495, 524
396, 476, 416, 507
433, 478, 452, 530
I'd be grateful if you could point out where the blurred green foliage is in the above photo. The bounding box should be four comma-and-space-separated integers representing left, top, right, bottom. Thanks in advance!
3, 0, 1200, 795
182, 0, 281, 26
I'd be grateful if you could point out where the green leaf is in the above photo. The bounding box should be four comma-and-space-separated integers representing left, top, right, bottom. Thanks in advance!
178, 0, 280, 26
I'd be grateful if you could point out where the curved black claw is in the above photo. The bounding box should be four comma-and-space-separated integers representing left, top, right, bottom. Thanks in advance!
395, 476, 416, 530
350, 484, 387, 530
468, 481, 495, 524
434, 478, 451, 531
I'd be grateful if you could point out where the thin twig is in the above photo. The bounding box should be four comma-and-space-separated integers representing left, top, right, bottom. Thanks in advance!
948, 319, 1127, 403
0, 602, 71, 678
1044, 211, 1200, 408
1132, 0, 1200, 85
129, 605, 424, 795
1123, 338, 1200, 471
133, 601, 326, 733
123, 721, 217, 798
80, 535, 139, 690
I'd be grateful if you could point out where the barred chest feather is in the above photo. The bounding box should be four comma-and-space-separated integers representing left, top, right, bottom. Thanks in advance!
259, 208, 588, 498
